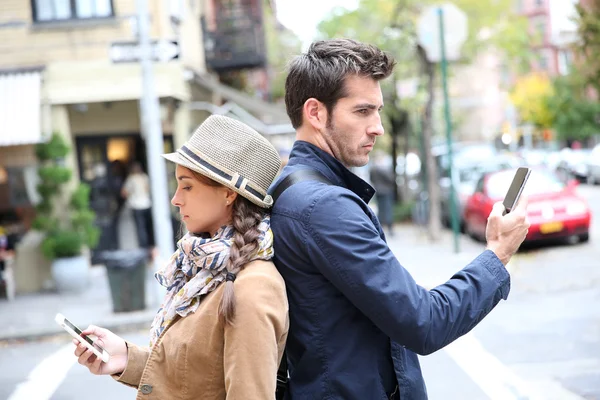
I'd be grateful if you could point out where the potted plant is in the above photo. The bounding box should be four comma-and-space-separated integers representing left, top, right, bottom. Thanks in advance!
32, 133, 100, 293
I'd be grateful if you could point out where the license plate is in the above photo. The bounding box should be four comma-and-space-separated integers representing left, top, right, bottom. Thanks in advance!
540, 222, 564, 234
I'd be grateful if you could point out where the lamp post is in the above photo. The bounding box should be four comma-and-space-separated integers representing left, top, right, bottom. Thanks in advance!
417, 3, 467, 254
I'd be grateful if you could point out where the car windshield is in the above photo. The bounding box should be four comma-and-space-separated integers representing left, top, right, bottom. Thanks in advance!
486, 169, 565, 199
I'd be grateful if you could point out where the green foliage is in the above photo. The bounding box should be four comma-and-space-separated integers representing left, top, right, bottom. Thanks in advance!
33, 133, 99, 260
546, 72, 600, 142
41, 231, 84, 260
263, 3, 302, 101
394, 200, 416, 222
574, 1, 600, 94
38, 166, 72, 184
35, 132, 70, 161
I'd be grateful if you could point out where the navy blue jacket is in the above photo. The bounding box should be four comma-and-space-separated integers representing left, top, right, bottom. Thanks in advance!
268, 141, 510, 400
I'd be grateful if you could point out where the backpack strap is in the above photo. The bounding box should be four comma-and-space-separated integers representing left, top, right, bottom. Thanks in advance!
273, 168, 333, 400
271, 168, 333, 203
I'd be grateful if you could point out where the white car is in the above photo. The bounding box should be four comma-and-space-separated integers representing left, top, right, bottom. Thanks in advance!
587, 144, 600, 185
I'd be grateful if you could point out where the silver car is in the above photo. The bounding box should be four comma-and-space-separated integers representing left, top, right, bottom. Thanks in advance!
587, 144, 600, 185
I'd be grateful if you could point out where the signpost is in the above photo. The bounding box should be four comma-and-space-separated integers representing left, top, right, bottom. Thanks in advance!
417, 4, 467, 254
134, 0, 174, 291
110, 40, 180, 63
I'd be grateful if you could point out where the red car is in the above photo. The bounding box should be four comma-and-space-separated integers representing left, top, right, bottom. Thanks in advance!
463, 168, 591, 244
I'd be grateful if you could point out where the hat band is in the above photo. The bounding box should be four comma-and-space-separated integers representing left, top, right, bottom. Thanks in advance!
180, 145, 266, 203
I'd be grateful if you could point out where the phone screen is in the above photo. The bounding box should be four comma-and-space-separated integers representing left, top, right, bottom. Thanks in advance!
64, 318, 106, 353
502, 167, 531, 214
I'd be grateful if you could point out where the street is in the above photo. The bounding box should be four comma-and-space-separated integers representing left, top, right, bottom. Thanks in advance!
421, 183, 600, 400
0, 185, 598, 400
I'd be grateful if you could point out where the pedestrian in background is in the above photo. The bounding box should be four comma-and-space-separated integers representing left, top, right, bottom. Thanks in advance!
269, 38, 530, 399
73, 116, 289, 399
369, 150, 396, 236
121, 162, 153, 248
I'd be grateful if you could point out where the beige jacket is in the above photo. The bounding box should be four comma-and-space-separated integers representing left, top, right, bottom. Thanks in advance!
114, 260, 289, 399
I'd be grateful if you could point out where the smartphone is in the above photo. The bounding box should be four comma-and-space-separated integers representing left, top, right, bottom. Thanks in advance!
55, 313, 110, 363
502, 167, 531, 216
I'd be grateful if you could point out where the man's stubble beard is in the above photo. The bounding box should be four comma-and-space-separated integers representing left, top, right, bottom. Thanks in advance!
324, 119, 369, 168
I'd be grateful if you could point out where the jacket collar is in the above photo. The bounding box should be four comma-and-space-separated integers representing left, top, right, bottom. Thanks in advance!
287, 140, 375, 203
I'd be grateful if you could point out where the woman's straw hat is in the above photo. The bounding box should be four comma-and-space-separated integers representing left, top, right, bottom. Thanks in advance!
162, 115, 281, 208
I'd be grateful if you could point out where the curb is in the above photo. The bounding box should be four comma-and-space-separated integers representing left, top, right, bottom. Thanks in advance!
0, 309, 156, 343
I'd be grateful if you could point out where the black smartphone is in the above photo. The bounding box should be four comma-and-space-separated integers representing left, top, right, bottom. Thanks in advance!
502, 167, 531, 216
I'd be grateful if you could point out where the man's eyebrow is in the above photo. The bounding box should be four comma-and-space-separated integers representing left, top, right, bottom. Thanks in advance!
353, 103, 384, 110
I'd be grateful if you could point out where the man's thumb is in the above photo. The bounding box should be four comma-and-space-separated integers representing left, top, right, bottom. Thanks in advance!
490, 202, 506, 217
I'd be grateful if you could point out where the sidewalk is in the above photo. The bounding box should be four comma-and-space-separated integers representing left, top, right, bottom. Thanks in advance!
387, 223, 487, 289
0, 264, 161, 342
0, 223, 486, 342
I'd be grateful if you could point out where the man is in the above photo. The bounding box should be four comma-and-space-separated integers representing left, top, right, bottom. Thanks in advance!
268, 39, 529, 399
369, 151, 397, 236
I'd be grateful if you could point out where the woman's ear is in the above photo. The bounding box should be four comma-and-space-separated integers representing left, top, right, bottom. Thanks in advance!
224, 188, 238, 206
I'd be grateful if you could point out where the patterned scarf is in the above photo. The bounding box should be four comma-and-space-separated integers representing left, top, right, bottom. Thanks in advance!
149, 216, 274, 346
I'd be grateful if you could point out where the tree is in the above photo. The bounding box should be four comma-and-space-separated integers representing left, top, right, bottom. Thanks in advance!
316, 0, 530, 241
574, 0, 600, 95
263, 3, 303, 101
547, 72, 600, 142
510, 72, 554, 129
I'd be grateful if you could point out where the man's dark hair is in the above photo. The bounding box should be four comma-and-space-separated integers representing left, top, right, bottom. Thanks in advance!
284, 38, 396, 129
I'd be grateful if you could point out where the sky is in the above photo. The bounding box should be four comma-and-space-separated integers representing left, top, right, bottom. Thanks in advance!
274, 0, 359, 49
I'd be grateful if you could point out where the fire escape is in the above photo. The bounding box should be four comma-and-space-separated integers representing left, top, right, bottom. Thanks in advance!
202, 0, 266, 72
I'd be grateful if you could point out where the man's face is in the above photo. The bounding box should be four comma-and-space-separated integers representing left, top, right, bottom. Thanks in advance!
323, 75, 385, 168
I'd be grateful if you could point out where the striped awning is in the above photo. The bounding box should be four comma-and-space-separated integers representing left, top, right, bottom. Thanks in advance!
0, 70, 43, 146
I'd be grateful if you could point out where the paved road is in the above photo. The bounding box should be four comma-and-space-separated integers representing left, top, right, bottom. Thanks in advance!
1, 185, 598, 400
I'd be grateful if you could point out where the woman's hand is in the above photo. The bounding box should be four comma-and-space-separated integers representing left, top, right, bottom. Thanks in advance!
72, 325, 128, 376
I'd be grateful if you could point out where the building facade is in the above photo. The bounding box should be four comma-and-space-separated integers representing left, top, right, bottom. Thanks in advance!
0, 0, 292, 293
517, 0, 579, 76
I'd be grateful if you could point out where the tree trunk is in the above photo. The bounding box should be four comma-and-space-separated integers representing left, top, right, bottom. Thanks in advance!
419, 46, 441, 241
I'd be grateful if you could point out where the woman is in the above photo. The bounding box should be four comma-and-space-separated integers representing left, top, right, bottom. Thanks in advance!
73, 115, 289, 399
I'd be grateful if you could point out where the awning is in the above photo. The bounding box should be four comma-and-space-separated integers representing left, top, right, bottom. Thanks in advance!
0, 69, 43, 146
192, 73, 295, 134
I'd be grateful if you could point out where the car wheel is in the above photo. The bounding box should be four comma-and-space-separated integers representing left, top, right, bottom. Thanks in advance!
579, 233, 589, 243
466, 221, 481, 242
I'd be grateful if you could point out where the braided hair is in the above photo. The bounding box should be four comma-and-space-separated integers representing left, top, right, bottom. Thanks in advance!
187, 168, 266, 324
219, 196, 265, 324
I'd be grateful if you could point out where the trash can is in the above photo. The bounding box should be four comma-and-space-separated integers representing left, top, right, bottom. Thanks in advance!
97, 249, 149, 313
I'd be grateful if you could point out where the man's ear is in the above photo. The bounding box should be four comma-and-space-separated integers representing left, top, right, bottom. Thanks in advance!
302, 98, 328, 131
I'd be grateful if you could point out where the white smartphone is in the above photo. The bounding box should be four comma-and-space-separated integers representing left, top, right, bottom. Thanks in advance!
55, 313, 110, 363
502, 167, 532, 216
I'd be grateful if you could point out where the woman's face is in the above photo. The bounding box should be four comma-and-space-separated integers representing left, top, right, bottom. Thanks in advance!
171, 165, 237, 236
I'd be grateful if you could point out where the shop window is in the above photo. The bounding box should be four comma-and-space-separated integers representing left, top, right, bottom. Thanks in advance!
32, 0, 114, 22
0, 167, 38, 212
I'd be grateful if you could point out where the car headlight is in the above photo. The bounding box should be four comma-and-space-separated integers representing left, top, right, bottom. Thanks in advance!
566, 201, 587, 216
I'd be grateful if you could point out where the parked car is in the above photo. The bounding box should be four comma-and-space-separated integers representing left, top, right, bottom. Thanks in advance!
556, 148, 592, 183
440, 155, 521, 231
463, 168, 591, 244
586, 144, 600, 185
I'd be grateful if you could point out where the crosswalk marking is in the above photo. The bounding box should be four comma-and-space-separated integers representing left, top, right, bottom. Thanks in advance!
8, 344, 76, 400
443, 332, 541, 400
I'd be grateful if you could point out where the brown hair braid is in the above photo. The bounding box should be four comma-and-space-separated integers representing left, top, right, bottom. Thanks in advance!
219, 196, 266, 325
187, 169, 267, 324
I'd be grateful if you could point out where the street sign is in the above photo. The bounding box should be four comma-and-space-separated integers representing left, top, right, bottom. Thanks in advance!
110, 40, 180, 63
417, 4, 467, 63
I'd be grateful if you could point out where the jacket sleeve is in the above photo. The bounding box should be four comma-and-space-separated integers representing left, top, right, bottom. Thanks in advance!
112, 341, 150, 388
223, 268, 289, 399
305, 188, 510, 355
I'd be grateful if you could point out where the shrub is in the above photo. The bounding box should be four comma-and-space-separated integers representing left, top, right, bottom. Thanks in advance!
32, 133, 100, 260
